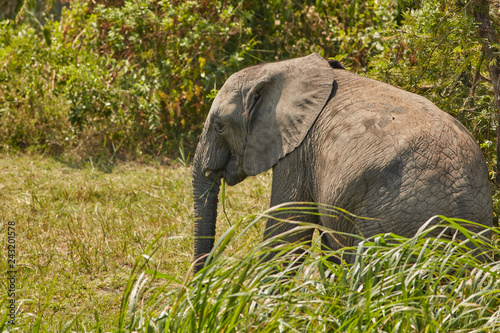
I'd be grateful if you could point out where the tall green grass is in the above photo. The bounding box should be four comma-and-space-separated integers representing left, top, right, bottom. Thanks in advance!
2, 155, 498, 332
122, 204, 500, 333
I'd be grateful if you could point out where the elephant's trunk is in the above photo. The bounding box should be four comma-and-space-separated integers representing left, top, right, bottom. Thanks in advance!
192, 151, 221, 274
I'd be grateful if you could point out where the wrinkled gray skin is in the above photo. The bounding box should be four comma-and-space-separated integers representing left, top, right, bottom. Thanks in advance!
192, 53, 492, 273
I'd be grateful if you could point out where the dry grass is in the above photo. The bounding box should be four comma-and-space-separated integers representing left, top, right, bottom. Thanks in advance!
0, 153, 271, 331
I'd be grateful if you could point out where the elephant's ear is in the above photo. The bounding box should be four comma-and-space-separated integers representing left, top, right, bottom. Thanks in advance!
243, 53, 336, 176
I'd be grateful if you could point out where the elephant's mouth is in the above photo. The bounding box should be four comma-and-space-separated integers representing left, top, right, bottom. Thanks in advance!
223, 171, 244, 186
203, 168, 242, 186
203, 159, 246, 186
224, 154, 247, 185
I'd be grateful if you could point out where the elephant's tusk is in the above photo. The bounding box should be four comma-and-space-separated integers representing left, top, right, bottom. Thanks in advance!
204, 170, 212, 178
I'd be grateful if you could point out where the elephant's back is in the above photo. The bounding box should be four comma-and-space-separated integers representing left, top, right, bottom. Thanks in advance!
321, 69, 475, 145
311, 69, 492, 234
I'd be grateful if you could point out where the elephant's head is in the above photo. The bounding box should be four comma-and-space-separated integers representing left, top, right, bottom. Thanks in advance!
192, 53, 336, 272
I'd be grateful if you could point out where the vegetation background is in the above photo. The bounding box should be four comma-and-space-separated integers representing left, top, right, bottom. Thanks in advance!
1, 0, 498, 176
1, 0, 500, 331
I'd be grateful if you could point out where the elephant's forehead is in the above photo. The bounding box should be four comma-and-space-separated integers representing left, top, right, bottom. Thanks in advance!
211, 86, 240, 117
219, 65, 264, 94
221, 71, 244, 90
214, 86, 239, 104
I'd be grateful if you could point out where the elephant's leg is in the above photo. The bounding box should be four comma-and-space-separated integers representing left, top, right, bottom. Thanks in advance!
261, 157, 318, 267
263, 207, 317, 263
320, 232, 342, 265
317, 206, 362, 265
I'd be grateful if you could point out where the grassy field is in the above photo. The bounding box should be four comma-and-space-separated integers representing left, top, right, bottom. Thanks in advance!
2, 153, 500, 332
0, 153, 271, 331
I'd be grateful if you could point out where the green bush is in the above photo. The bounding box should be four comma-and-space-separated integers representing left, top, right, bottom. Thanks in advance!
0, 21, 71, 154
0, 0, 399, 161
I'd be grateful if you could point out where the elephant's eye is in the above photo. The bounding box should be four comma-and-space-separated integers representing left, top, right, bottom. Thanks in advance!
214, 120, 224, 135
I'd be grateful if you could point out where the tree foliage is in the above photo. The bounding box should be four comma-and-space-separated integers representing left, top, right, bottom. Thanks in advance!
0, 0, 498, 180
0, 0, 401, 159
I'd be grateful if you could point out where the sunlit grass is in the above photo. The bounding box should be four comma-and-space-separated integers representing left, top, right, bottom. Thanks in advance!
124, 205, 500, 333
1, 154, 499, 332
0, 153, 270, 331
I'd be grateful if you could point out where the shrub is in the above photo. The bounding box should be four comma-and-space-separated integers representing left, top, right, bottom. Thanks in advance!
0, 21, 71, 154
0, 0, 398, 160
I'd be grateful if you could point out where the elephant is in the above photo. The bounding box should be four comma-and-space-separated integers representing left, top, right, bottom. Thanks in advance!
192, 53, 492, 273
